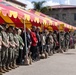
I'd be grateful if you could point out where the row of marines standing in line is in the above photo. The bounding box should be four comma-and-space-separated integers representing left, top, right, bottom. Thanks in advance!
0, 24, 25, 75
0, 24, 76, 75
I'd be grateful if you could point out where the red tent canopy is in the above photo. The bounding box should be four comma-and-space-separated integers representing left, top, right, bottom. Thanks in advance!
0, 0, 53, 26
29, 10, 76, 31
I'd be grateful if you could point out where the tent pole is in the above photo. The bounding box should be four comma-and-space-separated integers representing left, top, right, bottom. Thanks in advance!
23, 19, 28, 59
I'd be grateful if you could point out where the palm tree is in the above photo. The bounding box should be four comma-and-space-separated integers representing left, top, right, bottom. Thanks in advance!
32, 1, 49, 13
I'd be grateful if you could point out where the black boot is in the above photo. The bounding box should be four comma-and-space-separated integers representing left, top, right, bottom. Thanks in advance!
0, 66, 6, 73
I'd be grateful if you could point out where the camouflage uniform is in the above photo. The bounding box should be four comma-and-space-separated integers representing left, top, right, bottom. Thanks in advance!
59, 32, 65, 51
17, 34, 24, 64
73, 32, 76, 48
53, 33, 58, 53
69, 32, 74, 48
13, 33, 19, 66
0, 33, 2, 67
0, 31, 2, 74
65, 32, 70, 49
1, 31, 9, 69
8, 32, 15, 68
5, 32, 11, 70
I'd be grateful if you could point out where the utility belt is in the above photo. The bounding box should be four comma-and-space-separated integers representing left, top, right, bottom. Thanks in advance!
2, 46, 8, 51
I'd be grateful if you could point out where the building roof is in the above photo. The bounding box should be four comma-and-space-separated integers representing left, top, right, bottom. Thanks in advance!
50, 5, 76, 9
6, 0, 26, 7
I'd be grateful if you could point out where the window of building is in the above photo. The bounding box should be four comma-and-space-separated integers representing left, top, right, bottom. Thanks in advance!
55, 14, 59, 19
62, 14, 66, 20
74, 13, 76, 20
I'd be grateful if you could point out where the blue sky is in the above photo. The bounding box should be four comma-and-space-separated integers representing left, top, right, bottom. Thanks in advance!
17, 0, 76, 9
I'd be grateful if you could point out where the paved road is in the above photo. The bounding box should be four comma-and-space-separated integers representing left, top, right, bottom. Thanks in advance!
4, 49, 76, 75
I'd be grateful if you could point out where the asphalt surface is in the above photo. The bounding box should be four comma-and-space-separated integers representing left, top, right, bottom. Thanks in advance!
4, 49, 76, 75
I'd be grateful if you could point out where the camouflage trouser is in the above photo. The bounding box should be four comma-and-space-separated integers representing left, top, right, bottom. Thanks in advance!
60, 40, 65, 49
65, 40, 69, 49
0, 48, 2, 67
8, 47, 19, 65
1, 47, 8, 67
8, 48, 15, 65
46, 44, 54, 55
14, 48, 19, 62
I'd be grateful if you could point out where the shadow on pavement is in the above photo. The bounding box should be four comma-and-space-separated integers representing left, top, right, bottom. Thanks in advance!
63, 53, 76, 55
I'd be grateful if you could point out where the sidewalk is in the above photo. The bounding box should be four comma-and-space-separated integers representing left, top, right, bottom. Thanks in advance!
4, 49, 76, 75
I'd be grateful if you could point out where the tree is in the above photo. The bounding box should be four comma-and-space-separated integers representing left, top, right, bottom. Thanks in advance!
32, 1, 49, 13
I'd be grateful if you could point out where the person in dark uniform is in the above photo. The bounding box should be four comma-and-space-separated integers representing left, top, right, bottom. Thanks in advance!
26, 28, 32, 56
36, 27, 41, 60
20, 28, 25, 60
53, 31, 59, 53
55, 31, 60, 53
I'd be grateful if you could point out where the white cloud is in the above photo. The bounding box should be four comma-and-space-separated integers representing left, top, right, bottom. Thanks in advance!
70, 0, 76, 5
17, 0, 60, 9
25, 1, 33, 10
17, 0, 26, 3
64, 0, 70, 5
17, 0, 33, 10
43, 0, 60, 7
17, 0, 76, 10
